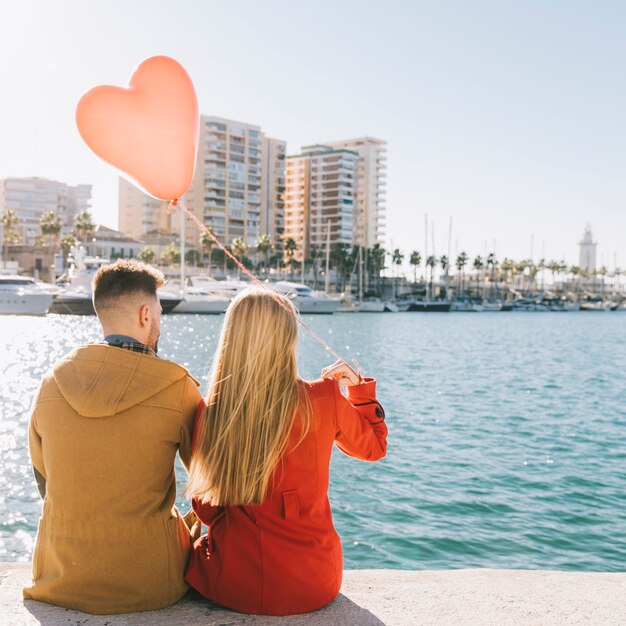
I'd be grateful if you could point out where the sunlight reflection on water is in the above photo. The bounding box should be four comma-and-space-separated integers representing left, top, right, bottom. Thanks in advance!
1, 312, 626, 570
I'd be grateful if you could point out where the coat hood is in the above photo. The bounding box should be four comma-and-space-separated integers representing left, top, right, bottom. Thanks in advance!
52, 344, 199, 417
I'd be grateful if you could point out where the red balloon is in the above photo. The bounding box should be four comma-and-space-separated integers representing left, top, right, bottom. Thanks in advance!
76, 56, 199, 201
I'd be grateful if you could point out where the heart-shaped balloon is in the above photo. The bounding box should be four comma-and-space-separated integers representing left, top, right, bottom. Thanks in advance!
76, 55, 199, 201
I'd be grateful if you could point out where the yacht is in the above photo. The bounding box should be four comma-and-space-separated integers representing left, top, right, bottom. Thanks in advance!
355, 297, 386, 313
171, 285, 230, 314
50, 248, 181, 315
0, 275, 57, 316
480, 300, 503, 312
189, 276, 250, 299
339, 296, 387, 313
579, 298, 617, 311
273, 281, 339, 314
451, 298, 484, 312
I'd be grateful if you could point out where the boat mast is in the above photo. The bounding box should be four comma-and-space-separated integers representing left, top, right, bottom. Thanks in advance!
358, 244, 363, 304
424, 213, 428, 300
324, 219, 331, 294
179, 200, 186, 295
447, 217, 452, 301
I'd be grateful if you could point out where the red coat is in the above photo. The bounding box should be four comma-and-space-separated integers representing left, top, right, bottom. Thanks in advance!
185, 377, 387, 616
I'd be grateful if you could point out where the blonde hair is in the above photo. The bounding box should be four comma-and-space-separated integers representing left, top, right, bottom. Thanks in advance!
186, 287, 310, 506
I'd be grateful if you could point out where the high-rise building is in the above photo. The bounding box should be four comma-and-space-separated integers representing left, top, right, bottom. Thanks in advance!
283, 145, 359, 261
0, 177, 92, 244
195, 116, 263, 245
324, 137, 387, 248
118, 116, 287, 252
579, 225, 597, 271
261, 137, 286, 243
118, 177, 170, 240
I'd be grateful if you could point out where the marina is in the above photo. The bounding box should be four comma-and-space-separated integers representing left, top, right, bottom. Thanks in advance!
2, 247, 625, 317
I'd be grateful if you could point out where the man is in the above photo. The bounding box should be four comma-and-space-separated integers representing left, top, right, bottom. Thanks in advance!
24, 259, 202, 614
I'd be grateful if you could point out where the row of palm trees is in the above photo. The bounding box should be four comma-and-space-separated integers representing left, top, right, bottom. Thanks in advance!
4, 208, 620, 299
139, 228, 391, 291
1, 208, 96, 265
396, 249, 624, 297
140, 226, 624, 298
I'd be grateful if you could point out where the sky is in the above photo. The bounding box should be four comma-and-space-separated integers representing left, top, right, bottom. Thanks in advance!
1, 0, 625, 268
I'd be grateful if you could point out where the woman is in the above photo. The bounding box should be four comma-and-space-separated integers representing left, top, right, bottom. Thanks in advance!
185, 287, 387, 615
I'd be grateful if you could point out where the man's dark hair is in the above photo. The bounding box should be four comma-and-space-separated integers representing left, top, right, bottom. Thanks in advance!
93, 259, 165, 312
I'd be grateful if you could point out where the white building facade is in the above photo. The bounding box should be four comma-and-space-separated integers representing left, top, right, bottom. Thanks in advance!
324, 137, 387, 248
0, 177, 92, 244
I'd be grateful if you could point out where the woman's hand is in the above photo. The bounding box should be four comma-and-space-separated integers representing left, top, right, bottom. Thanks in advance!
321, 360, 361, 387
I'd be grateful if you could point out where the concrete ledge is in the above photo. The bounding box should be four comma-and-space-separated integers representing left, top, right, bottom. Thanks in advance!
2, 563, 625, 625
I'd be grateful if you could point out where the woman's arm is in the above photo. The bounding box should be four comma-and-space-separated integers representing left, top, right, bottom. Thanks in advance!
332, 377, 388, 462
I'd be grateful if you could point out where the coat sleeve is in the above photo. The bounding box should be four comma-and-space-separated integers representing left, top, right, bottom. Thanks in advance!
179, 376, 203, 471
333, 377, 388, 462
28, 383, 47, 498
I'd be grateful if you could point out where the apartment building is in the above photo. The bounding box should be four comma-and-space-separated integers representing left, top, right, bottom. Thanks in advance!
284, 145, 358, 261
118, 116, 286, 250
118, 177, 170, 240
0, 177, 92, 244
324, 137, 387, 248
261, 137, 286, 243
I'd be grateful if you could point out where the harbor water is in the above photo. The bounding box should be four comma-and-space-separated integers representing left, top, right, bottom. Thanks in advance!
1, 312, 625, 571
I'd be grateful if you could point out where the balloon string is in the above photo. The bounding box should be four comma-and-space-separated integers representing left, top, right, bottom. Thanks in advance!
170, 200, 353, 369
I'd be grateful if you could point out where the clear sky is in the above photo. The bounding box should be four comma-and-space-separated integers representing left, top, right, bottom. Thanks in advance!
1, 0, 625, 268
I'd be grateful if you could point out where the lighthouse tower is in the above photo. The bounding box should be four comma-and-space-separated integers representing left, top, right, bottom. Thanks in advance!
578, 225, 597, 271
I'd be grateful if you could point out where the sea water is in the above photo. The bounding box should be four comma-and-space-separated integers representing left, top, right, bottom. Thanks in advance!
1, 312, 625, 571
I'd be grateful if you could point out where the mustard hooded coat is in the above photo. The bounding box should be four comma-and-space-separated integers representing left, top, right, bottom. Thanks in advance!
23, 344, 201, 614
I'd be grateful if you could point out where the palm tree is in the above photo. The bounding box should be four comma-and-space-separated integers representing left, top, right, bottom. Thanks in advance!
391, 248, 404, 298
569, 265, 580, 298
139, 247, 156, 264
439, 255, 449, 299
613, 267, 622, 297
309, 245, 323, 289
455, 252, 468, 298
74, 210, 96, 244
60, 234, 77, 268
39, 211, 62, 250
370, 243, 386, 295
514, 260, 527, 292
186, 249, 201, 267
1, 209, 19, 264
426, 255, 437, 299
535, 258, 545, 293
161, 243, 180, 266
232, 237, 249, 280
409, 250, 421, 283
284, 237, 297, 280
486, 253, 498, 299
473, 255, 484, 298
256, 233, 272, 277
558, 260, 568, 294
199, 226, 216, 275
599, 266, 608, 297
330, 243, 350, 291
547, 260, 560, 290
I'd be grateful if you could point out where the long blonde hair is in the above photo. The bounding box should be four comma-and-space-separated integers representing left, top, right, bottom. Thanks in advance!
186, 287, 310, 506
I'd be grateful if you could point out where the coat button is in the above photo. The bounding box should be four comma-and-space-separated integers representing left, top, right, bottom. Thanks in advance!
375, 407, 384, 418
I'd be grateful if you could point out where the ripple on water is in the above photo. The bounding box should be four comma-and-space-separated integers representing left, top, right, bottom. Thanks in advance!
1, 312, 626, 570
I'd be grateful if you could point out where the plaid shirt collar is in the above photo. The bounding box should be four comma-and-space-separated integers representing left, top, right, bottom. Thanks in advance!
103, 334, 157, 357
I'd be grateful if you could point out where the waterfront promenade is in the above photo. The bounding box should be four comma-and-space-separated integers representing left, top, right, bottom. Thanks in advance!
2, 564, 625, 625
